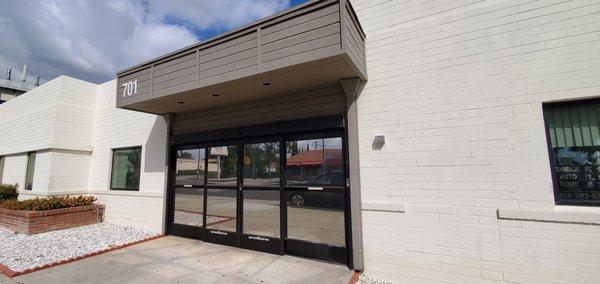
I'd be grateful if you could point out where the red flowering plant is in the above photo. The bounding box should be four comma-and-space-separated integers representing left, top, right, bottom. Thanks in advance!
0, 195, 97, 211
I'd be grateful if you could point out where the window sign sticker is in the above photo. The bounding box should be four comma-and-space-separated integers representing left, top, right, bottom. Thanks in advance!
553, 147, 600, 203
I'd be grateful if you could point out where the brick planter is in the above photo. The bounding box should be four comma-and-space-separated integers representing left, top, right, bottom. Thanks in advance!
0, 204, 105, 235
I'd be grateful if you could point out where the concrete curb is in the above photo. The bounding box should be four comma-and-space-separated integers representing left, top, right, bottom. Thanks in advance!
0, 234, 164, 278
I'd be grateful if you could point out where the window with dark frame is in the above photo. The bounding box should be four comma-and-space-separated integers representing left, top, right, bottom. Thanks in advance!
0, 156, 4, 183
110, 147, 142, 191
25, 152, 36, 190
544, 99, 600, 205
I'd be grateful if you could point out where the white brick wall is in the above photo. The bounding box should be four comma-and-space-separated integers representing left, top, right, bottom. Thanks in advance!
352, 0, 600, 282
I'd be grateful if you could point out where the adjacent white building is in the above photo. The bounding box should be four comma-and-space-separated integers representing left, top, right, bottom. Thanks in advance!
0, 76, 168, 232
2, 0, 600, 283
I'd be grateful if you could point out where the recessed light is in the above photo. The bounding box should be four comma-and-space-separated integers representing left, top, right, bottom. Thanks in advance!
261, 82, 273, 87
176, 101, 185, 104
211, 93, 221, 97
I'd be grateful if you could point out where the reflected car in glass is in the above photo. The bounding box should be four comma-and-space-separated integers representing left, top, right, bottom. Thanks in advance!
286, 171, 344, 210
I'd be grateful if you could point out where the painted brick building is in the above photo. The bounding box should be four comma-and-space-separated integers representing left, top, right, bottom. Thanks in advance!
2, 0, 600, 283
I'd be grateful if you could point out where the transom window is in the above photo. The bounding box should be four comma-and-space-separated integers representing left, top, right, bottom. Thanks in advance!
544, 100, 600, 205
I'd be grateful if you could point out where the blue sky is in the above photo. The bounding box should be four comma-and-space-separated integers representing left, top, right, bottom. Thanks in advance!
0, 0, 309, 84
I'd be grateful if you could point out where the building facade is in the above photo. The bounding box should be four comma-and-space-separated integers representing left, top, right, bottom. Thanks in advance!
0, 64, 40, 104
2, 0, 600, 282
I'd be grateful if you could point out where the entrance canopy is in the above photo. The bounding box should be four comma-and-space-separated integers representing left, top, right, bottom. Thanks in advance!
116, 0, 366, 115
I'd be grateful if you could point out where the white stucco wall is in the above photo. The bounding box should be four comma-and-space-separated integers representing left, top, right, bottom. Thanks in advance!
87, 80, 168, 233
0, 76, 97, 156
29, 151, 52, 194
0, 76, 167, 233
1, 155, 27, 187
0, 76, 97, 195
352, 0, 600, 282
48, 150, 91, 193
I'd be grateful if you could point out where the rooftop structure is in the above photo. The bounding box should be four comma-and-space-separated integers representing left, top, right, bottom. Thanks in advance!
0, 64, 40, 104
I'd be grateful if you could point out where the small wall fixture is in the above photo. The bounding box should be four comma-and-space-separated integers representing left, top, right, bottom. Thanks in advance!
211, 93, 221, 97
261, 82, 273, 87
372, 135, 385, 150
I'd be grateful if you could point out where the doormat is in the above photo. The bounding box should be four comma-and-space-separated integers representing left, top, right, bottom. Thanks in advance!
174, 210, 235, 227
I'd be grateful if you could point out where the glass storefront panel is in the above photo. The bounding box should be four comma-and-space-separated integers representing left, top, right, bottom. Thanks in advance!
243, 142, 280, 187
169, 132, 347, 263
208, 146, 238, 186
173, 187, 205, 227
175, 148, 205, 186
243, 190, 279, 237
285, 137, 344, 187
206, 188, 237, 232
286, 190, 345, 246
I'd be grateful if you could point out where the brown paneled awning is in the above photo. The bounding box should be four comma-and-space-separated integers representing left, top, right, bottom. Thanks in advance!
116, 0, 366, 115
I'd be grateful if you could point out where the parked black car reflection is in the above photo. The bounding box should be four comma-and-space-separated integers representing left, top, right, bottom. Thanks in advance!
286, 172, 344, 210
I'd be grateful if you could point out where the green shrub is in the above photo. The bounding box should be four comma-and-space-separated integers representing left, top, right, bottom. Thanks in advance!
0, 184, 19, 201
0, 195, 96, 211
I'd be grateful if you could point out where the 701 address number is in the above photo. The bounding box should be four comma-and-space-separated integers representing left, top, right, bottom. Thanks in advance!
122, 80, 138, 98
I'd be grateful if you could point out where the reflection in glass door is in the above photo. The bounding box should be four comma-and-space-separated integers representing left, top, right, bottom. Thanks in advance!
170, 147, 206, 239
168, 131, 348, 264
241, 142, 282, 254
204, 145, 239, 246
285, 135, 347, 263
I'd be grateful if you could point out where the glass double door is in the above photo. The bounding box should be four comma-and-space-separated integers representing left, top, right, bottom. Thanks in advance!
169, 133, 348, 263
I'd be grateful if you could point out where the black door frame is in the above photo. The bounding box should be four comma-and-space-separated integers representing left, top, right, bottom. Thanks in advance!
165, 115, 354, 267
238, 135, 283, 254
203, 142, 240, 247
166, 144, 207, 240
282, 131, 348, 264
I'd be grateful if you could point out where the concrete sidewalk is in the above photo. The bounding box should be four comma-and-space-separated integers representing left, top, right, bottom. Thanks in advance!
10, 236, 353, 284
0, 274, 16, 284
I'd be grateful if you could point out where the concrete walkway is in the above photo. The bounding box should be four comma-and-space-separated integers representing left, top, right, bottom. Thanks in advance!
11, 236, 353, 284
0, 274, 16, 284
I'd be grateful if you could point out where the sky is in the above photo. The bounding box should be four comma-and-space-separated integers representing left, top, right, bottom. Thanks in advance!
0, 0, 308, 84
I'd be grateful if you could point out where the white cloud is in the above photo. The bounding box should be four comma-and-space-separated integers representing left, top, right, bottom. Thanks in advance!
123, 24, 197, 64
0, 0, 296, 84
147, 0, 292, 30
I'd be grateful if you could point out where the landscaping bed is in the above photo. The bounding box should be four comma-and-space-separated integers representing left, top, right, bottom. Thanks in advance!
0, 185, 104, 235
0, 223, 158, 275
0, 204, 105, 235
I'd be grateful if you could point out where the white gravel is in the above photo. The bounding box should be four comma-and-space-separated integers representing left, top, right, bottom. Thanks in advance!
358, 274, 392, 284
0, 223, 156, 272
